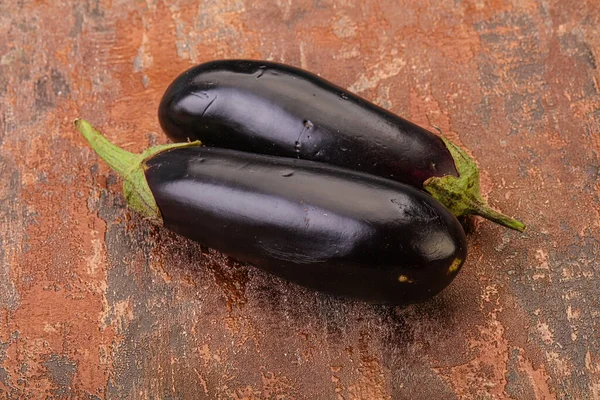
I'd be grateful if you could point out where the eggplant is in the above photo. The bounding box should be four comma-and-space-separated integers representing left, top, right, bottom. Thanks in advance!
158, 59, 525, 232
76, 119, 467, 304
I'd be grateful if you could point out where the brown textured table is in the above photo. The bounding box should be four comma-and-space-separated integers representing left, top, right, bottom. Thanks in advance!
1, 0, 599, 398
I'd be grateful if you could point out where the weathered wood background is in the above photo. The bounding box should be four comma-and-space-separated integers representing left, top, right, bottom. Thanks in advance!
1, 0, 599, 398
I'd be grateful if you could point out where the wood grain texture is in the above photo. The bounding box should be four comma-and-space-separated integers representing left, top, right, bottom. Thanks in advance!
1, 0, 599, 398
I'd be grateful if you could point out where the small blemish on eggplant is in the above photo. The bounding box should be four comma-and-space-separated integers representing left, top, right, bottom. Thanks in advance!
447, 258, 462, 274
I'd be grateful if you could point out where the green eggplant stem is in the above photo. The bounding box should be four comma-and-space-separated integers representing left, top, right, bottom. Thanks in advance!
75, 119, 201, 225
424, 136, 526, 232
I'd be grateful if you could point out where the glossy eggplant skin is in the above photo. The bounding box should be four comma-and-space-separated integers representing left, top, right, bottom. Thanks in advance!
158, 60, 458, 189
144, 146, 467, 304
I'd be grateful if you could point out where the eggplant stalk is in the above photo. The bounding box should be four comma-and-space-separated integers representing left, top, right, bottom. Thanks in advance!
75, 119, 201, 225
424, 136, 526, 232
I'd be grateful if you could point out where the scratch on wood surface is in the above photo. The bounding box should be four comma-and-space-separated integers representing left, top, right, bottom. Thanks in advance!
348, 49, 406, 94
299, 40, 307, 69
0, 149, 21, 311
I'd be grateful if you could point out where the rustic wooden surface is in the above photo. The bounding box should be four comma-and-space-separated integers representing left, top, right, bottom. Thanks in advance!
1, 0, 599, 398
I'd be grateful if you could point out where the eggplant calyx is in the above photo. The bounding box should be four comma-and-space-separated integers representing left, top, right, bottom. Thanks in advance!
424, 136, 526, 232
75, 119, 201, 225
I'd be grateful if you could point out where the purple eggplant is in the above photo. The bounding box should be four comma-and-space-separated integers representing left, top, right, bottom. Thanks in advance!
158, 60, 524, 231
76, 119, 467, 304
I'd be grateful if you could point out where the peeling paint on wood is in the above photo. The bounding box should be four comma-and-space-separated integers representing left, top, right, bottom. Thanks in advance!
1, 0, 600, 398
